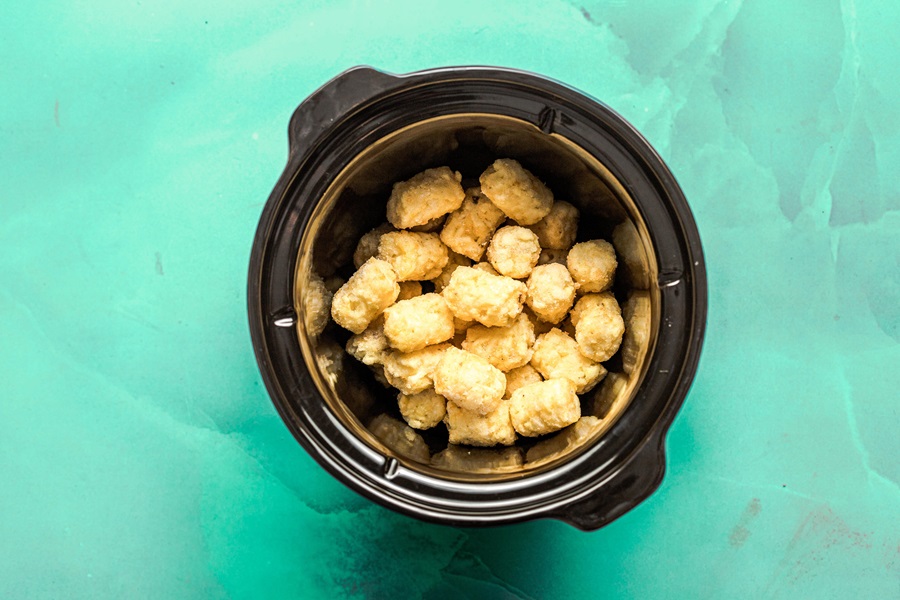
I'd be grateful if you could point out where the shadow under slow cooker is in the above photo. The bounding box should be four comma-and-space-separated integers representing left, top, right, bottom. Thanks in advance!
294, 114, 659, 480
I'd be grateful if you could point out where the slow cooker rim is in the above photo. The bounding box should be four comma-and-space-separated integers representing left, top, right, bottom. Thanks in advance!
248, 66, 706, 529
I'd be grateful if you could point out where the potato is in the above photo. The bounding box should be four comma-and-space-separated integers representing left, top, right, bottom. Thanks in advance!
377, 231, 449, 281
336, 159, 631, 449
369, 414, 430, 462
345, 315, 389, 366
570, 292, 625, 362
431, 445, 523, 470
527, 201, 579, 249
509, 378, 581, 436
503, 364, 543, 399
303, 273, 332, 338
431, 250, 472, 292
386, 167, 465, 229
383, 293, 455, 353
486, 225, 541, 279
445, 401, 516, 447
433, 346, 506, 415
441, 266, 526, 327
567, 239, 617, 293
331, 257, 399, 334
439, 186, 506, 261
353, 223, 394, 269
398, 388, 447, 430
530, 328, 606, 394
462, 313, 535, 372
471, 261, 499, 275
383, 343, 451, 395
479, 159, 553, 225
526, 263, 576, 324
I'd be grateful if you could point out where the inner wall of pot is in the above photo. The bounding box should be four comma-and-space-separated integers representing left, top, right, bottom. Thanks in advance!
295, 114, 659, 479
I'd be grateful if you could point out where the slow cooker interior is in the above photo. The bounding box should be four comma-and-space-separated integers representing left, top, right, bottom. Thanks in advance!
294, 114, 659, 479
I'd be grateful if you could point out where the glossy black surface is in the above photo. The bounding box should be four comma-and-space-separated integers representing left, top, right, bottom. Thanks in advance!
248, 66, 706, 530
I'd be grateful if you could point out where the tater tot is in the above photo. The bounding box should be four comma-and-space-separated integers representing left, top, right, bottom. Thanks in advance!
570, 292, 625, 362
523, 307, 555, 336
527, 201, 579, 249
525, 415, 601, 463
383, 343, 451, 395
526, 263, 576, 324
346, 315, 389, 366
621, 291, 651, 375
479, 159, 553, 225
611, 221, 650, 289
567, 239, 617, 292
439, 186, 507, 260
302, 273, 332, 338
462, 313, 535, 372
538, 248, 568, 267
397, 280, 423, 301
509, 378, 581, 437
408, 214, 446, 233
331, 257, 399, 334
441, 266, 526, 327
398, 388, 447, 430
377, 231, 449, 281
530, 328, 607, 394
445, 401, 516, 446
383, 293, 455, 353
453, 316, 471, 334
369, 414, 431, 462
486, 226, 541, 279
471, 261, 499, 275
433, 346, 506, 415
431, 251, 472, 292
386, 167, 466, 229
503, 364, 543, 399
353, 223, 394, 269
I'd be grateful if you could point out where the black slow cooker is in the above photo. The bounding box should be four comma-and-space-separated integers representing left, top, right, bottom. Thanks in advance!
248, 66, 706, 530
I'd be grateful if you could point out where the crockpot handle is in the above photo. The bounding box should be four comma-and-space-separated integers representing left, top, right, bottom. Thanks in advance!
557, 433, 667, 531
287, 66, 401, 155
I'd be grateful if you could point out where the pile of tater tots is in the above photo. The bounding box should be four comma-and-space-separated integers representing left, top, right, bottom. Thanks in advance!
329, 158, 625, 447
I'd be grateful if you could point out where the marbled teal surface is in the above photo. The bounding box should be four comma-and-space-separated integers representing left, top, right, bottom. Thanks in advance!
2, 0, 898, 598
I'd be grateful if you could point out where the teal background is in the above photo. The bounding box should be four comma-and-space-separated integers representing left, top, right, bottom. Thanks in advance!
2, 0, 898, 597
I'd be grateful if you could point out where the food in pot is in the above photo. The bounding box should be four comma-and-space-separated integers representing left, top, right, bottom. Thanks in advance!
442, 266, 527, 328
525, 263, 576, 324
386, 166, 465, 229
382, 293, 455, 353
445, 400, 517, 447
439, 186, 506, 261
397, 388, 447, 430
567, 239, 617, 293
461, 313, 535, 372
530, 328, 606, 394
509, 378, 580, 437
485, 225, 541, 279
570, 292, 625, 363
433, 346, 506, 415
326, 160, 625, 447
479, 158, 553, 225
330, 257, 399, 334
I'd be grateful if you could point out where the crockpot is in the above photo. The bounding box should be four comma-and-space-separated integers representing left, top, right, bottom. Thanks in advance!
248, 66, 706, 530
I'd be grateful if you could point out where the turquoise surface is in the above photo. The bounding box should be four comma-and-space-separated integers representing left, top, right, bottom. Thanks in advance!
2, 1, 898, 597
